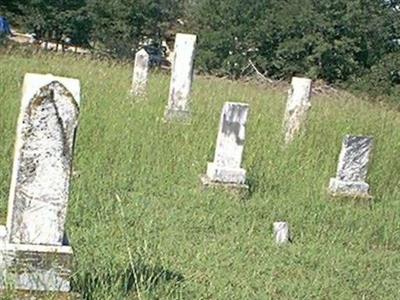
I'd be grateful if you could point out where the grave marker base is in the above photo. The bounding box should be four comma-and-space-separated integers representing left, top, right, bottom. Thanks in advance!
200, 175, 249, 191
0, 227, 73, 293
328, 178, 371, 198
205, 163, 246, 185
0, 290, 77, 300
163, 109, 191, 123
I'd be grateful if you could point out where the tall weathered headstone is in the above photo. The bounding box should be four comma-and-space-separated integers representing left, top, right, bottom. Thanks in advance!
329, 135, 373, 197
131, 49, 150, 96
283, 77, 312, 144
0, 73, 80, 292
201, 102, 249, 188
164, 33, 197, 122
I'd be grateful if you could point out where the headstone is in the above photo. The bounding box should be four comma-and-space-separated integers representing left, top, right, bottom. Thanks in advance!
273, 222, 291, 245
201, 102, 249, 188
131, 49, 150, 96
329, 135, 373, 197
164, 33, 197, 122
283, 77, 312, 144
0, 73, 80, 293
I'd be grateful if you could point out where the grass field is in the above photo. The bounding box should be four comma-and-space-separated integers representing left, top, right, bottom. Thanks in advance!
0, 52, 400, 299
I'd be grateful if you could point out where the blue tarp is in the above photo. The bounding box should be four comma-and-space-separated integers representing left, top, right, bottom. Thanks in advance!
0, 17, 11, 35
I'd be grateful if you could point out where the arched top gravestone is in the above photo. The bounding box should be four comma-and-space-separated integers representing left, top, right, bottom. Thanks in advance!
7, 73, 80, 246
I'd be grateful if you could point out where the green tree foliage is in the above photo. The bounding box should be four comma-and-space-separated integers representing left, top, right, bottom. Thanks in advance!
12, 0, 90, 47
2, 0, 182, 57
1, 0, 399, 98
188, 0, 400, 86
87, 0, 182, 58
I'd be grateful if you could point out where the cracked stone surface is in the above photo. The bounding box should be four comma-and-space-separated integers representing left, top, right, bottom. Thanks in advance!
336, 135, 373, 182
283, 77, 312, 144
165, 33, 196, 120
7, 74, 80, 246
329, 135, 373, 197
205, 102, 249, 184
131, 49, 150, 96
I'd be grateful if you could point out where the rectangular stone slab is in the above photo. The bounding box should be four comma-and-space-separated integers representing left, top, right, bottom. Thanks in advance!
7, 73, 80, 246
165, 33, 196, 119
204, 102, 249, 185
283, 77, 312, 144
0, 243, 73, 292
335, 135, 373, 182
206, 163, 246, 184
329, 178, 370, 197
213, 102, 249, 169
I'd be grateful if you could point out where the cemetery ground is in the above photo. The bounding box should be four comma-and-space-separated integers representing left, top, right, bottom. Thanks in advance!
0, 53, 400, 299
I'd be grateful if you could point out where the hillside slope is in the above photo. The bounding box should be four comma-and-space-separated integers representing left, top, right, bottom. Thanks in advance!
0, 53, 399, 299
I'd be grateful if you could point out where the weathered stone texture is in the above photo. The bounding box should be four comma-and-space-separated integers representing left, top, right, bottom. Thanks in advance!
336, 135, 372, 182
329, 135, 373, 197
0, 242, 73, 292
0, 73, 78, 293
273, 222, 291, 245
131, 49, 150, 96
204, 102, 249, 185
283, 77, 312, 144
164, 33, 197, 121
7, 73, 80, 247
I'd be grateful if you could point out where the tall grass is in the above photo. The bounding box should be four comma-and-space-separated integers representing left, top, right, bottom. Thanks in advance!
0, 53, 400, 299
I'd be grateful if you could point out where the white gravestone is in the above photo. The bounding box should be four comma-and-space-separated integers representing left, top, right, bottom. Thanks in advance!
164, 33, 197, 121
0, 73, 79, 292
202, 102, 249, 188
329, 135, 373, 197
273, 222, 291, 245
131, 49, 150, 96
283, 77, 312, 144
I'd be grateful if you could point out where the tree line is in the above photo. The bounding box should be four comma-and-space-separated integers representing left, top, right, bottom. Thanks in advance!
1, 0, 399, 99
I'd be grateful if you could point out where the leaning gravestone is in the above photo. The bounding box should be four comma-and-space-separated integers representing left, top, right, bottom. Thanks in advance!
201, 102, 249, 189
0, 73, 80, 293
164, 33, 197, 122
131, 48, 150, 96
329, 135, 373, 198
283, 77, 312, 144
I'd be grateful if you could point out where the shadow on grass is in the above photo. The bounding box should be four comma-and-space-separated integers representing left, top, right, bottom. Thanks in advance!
73, 262, 184, 299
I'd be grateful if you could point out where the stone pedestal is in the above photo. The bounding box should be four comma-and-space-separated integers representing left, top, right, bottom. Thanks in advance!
205, 163, 246, 185
202, 102, 249, 189
164, 109, 191, 123
329, 178, 370, 196
329, 135, 373, 198
283, 77, 312, 144
164, 33, 197, 122
1, 73, 80, 293
0, 227, 73, 292
131, 49, 150, 97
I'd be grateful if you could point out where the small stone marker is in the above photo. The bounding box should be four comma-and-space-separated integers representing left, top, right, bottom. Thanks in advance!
131, 48, 150, 96
0, 73, 80, 293
329, 135, 373, 198
283, 77, 312, 144
273, 222, 291, 245
164, 33, 197, 122
201, 102, 249, 188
